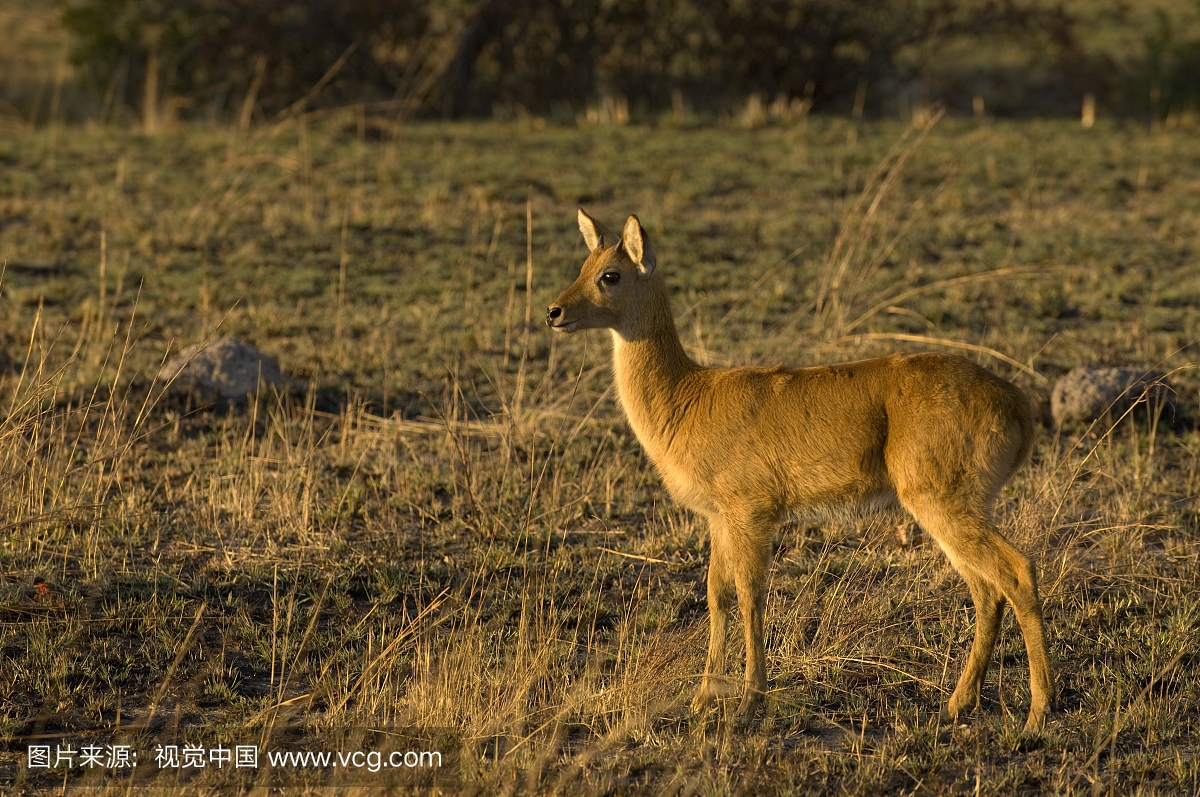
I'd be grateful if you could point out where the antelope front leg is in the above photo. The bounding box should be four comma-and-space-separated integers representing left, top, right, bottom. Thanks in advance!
692, 530, 735, 711
730, 515, 773, 722
733, 558, 768, 721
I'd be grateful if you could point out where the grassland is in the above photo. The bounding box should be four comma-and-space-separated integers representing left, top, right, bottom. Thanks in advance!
0, 113, 1198, 795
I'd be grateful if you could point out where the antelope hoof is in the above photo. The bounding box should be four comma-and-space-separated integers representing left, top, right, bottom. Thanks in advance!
1022, 704, 1049, 734
944, 689, 979, 723
734, 692, 763, 726
939, 702, 967, 725
691, 678, 736, 713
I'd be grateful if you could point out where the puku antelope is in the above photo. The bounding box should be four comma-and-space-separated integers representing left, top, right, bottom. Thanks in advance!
547, 210, 1053, 731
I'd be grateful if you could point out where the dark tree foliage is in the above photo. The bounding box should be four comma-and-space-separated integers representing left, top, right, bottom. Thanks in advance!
58, 0, 1200, 121
60, 0, 446, 119
437, 0, 1077, 116
1140, 8, 1200, 118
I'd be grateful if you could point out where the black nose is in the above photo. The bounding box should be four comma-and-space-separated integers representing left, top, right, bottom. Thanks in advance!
546, 306, 562, 325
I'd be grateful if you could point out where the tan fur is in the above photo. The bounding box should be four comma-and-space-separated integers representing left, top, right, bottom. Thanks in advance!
547, 210, 1053, 732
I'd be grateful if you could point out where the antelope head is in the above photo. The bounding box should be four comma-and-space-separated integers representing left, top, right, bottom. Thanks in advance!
546, 209, 657, 335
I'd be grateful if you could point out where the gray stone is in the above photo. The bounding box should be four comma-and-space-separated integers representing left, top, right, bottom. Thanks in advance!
1050, 366, 1173, 427
159, 337, 293, 401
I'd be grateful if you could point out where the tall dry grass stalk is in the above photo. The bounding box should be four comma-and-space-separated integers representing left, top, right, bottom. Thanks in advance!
812, 110, 1053, 380
813, 110, 947, 333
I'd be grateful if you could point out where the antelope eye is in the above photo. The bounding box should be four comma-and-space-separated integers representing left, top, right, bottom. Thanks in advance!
601, 271, 621, 285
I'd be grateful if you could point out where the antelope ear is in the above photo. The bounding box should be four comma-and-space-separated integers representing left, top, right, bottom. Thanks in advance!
622, 214, 656, 276
578, 208, 618, 252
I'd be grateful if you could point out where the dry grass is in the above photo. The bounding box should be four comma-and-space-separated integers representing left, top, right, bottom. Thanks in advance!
0, 113, 1198, 795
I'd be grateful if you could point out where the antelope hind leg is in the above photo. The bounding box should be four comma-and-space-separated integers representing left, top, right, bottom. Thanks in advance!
915, 504, 1054, 731
944, 573, 1005, 722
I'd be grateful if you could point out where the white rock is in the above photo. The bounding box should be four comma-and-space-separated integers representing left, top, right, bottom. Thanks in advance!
159, 337, 293, 401
1050, 366, 1172, 426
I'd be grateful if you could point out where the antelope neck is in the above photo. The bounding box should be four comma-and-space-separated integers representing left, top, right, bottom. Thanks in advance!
609, 278, 698, 447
